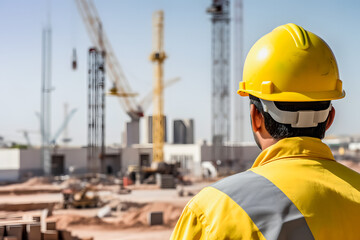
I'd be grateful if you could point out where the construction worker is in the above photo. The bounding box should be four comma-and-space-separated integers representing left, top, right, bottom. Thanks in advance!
170, 23, 360, 239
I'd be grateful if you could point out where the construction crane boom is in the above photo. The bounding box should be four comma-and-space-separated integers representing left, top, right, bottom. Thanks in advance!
74, 0, 143, 120
139, 77, 180, 114
50, 108, 77, 145
150, 10, 166, 163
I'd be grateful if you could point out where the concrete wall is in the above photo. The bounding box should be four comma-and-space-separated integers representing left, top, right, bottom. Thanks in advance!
56, 148, 87, 174
19, 149, 42, 178
0, 149, 20, 181
201, 143, 261, 173
17, 148, 87, 176
121, 147, 140, 174
0, 143, 261, 181
125, 121, 140, 146
229, 144, 261, 170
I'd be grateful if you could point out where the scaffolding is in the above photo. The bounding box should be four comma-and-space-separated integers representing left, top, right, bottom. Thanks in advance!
87, 48, 105, 174
207, 0, 231, 162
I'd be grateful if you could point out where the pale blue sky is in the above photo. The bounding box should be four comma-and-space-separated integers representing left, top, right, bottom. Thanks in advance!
1, 0, 359, 146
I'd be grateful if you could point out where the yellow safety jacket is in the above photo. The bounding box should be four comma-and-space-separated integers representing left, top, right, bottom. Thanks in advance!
170, 137, 360, 240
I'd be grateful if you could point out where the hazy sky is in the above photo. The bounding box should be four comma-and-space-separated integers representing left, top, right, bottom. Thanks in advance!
1, 0, 360, 147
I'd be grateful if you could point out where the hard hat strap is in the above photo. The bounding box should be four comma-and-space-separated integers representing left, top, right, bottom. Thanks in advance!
259, 99, 332, 128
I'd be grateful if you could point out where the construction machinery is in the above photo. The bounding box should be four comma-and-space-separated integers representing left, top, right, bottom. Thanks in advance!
76, 2, 181, 183
75, 1, 179, 146
127, 11, 183, 188
75, 0, 144, 123
150, 10, 166, 165
139, 77, 180, 114
62, 184, 100, 209
17, 130, 39, 148
51, 108, 77, 145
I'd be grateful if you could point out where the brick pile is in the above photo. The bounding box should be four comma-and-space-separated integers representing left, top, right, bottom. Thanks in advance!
0, 216, 93, 240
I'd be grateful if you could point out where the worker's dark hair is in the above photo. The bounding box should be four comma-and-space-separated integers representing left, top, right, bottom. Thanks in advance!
249, 95, 331, 140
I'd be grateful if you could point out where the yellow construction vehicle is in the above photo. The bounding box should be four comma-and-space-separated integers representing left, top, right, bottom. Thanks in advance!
62, 184, 100, 208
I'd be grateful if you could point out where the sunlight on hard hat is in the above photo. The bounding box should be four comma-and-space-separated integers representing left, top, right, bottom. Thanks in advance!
257, 48, 269, 61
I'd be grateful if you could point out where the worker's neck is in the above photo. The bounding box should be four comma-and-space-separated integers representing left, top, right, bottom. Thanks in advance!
260, 137, 278, 150
253, 131, 278, 150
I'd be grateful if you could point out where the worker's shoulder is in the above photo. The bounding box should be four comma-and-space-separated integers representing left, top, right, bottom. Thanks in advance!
189, 170, 258, 210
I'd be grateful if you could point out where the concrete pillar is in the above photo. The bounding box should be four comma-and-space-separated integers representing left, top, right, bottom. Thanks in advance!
42, 230, 58, 240
27, 223, 41, 240
59, 230, 72, 240
4, 237, 18, 240
0, 226, 5, 238
6, 224, 23, 240
46, 222, 56, 231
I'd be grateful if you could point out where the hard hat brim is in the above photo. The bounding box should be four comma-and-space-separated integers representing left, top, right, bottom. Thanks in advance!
237, 89, 345, 102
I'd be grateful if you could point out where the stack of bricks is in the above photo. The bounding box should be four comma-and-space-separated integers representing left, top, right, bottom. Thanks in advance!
0, 216, 93, 240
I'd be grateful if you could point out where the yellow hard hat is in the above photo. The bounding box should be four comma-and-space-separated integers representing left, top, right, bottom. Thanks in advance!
237, 23, 345, 102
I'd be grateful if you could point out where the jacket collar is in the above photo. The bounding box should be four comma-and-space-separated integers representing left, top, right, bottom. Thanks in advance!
251, 137, 335, 168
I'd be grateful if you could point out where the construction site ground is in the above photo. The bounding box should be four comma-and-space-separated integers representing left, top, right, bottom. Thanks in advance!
0, 178, 212, 240
0, 160, 359, 240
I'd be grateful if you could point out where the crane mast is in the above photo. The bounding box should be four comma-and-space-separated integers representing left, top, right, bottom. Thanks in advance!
150, 11, 166, 163
207, 0, 231, 162
233, 0, 244, 143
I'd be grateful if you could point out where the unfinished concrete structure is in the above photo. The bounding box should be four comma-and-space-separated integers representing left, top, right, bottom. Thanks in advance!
173, 119, 194, 144
0, 143, 260, 182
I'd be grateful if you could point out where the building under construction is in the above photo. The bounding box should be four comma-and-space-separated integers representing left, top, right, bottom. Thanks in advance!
0, 140, 260, 182
0, 1, 254, 182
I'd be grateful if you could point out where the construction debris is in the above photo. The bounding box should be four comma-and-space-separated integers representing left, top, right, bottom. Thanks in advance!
96, 206, 111, 218
0, 215, 93, 240
0, 174, 204, 239
62, 184, 101, 209
148, 211, 163, 226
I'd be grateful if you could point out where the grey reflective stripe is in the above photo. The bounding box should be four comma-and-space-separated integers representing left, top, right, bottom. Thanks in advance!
212, 170, 314, 240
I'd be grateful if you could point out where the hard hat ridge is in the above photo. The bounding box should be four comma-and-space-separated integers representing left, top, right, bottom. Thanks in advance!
277, 23, 310, 50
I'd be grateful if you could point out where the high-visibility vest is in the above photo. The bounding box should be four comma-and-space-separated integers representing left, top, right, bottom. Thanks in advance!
170, 137, 360, 240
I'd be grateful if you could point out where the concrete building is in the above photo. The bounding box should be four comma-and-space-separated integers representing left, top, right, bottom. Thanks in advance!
124, 121, 140, 147
173, 119, 194, 144
0, 148, 88, 181
0, 142, 261, 182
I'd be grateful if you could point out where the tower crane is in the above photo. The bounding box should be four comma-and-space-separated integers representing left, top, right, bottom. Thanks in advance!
150, 10, 166, 164
17, 130, 39, 148
139, 77, 180, 114
75, 0, 179, 149
74, 0, 143, 122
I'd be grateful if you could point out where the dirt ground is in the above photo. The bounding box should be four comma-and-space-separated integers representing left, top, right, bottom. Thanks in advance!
0, 179, 211, 240
0, 159, 358, 240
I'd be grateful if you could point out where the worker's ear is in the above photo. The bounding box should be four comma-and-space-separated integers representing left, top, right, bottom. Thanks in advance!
250, 104, 263, 133
325, 106, 335, 131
